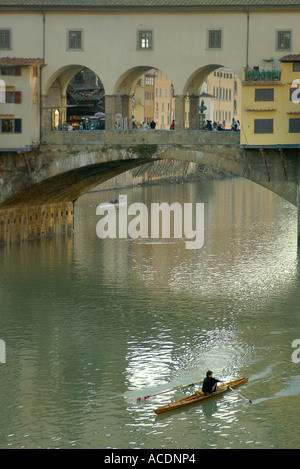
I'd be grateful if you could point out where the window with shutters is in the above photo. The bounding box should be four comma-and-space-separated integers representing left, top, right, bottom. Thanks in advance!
14, 67, 21, 76
293, 62, 300, 72
0, 67, 21, 76
0, 67, 13, 76
5, 91, 21, 103
254, 119, 273, 134
255, 88, 274, 101
289, 118, 300, 133
276, 30, 291, 50
137, 30, 153, 50
14, 119, 22, 133
0, 29, 11, 49
208, 30, 222, 49
68, 30, 83, 50
0, 118, 22, 133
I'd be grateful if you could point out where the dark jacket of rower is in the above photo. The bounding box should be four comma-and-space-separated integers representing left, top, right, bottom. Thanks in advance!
202, 371, 220, 394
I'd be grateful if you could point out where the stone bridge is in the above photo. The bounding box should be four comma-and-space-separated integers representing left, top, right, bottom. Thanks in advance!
0, 130, 299, 243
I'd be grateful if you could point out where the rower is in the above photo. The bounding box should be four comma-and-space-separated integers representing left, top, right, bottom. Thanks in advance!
202, 370, 221, 395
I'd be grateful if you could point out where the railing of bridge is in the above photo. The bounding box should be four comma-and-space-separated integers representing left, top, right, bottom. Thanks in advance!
42, 129, 241, 147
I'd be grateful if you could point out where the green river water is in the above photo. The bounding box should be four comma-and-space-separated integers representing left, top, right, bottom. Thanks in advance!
0, 177, 299, 449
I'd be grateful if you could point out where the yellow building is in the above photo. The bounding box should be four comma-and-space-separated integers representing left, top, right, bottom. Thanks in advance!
133, 75, 145, 126
133, 68, 175, 129
0, 57, 42, 151
241, 55, 300, 148
144, 70, 155, 125
206, 67, 241, 129
154, 69, 175, 130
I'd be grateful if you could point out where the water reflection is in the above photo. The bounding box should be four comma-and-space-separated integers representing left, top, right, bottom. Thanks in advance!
0, 177, 299, 448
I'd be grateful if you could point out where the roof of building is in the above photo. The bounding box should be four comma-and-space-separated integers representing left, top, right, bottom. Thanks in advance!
0, 0, 300, 8
0, 57, 43, 66
281, 54, 300, 62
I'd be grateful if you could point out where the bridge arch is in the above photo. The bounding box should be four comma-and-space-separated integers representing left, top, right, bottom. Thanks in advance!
114, 66, 154, 96
42, 64, 105, 132
176, 64, 242, 130
112, 65, 176, 130
184, 64, 224, 95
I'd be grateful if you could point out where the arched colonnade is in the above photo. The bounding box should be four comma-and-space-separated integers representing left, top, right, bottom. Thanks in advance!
42, 62, 240, 132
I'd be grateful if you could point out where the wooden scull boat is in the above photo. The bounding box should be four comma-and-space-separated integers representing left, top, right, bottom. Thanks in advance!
154, 377, 248, 415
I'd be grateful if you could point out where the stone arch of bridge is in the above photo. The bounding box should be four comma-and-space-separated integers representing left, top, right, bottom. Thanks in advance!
0, 142, 297, 212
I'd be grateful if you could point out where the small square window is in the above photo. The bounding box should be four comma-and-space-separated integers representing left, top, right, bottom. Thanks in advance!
1, 119, 14, 133
208, 30, 222, 49
137, 30, 153, 50
254, 119, 273, 134
276, 30, 291, 50
68, 30, 82, 50
0, 29, 11, 49
289, 118, 300, 133
293, 62, 300, 72
255, 89, 274, 101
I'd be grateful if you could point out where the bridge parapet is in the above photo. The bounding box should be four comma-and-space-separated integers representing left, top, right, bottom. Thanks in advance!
42, 129, 241, 147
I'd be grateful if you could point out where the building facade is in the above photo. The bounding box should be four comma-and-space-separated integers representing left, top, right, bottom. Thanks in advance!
0, 58, 42, 151
241, 55, 300, 148
153, 69, 175, 130
0, 1, 300, 150
206, 68, 242, 129
144, 70, 155, 126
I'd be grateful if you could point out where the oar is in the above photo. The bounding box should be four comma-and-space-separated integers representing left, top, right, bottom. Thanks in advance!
220, 380, 252, 404
136, 380, 203, 402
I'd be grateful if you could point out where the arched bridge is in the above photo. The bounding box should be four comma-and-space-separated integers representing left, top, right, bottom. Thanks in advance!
0, 130, 298, 209
0, 129, 299, 245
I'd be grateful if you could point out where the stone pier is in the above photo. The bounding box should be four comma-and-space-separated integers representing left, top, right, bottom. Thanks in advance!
0, 202, 73, 245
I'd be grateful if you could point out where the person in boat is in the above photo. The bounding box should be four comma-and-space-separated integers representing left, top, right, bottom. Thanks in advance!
202, 370, 221, 395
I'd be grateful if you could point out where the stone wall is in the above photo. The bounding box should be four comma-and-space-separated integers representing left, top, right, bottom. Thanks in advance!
42, 129, 240, 147
92, 159, 199, 191
0, 202, 73, 245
